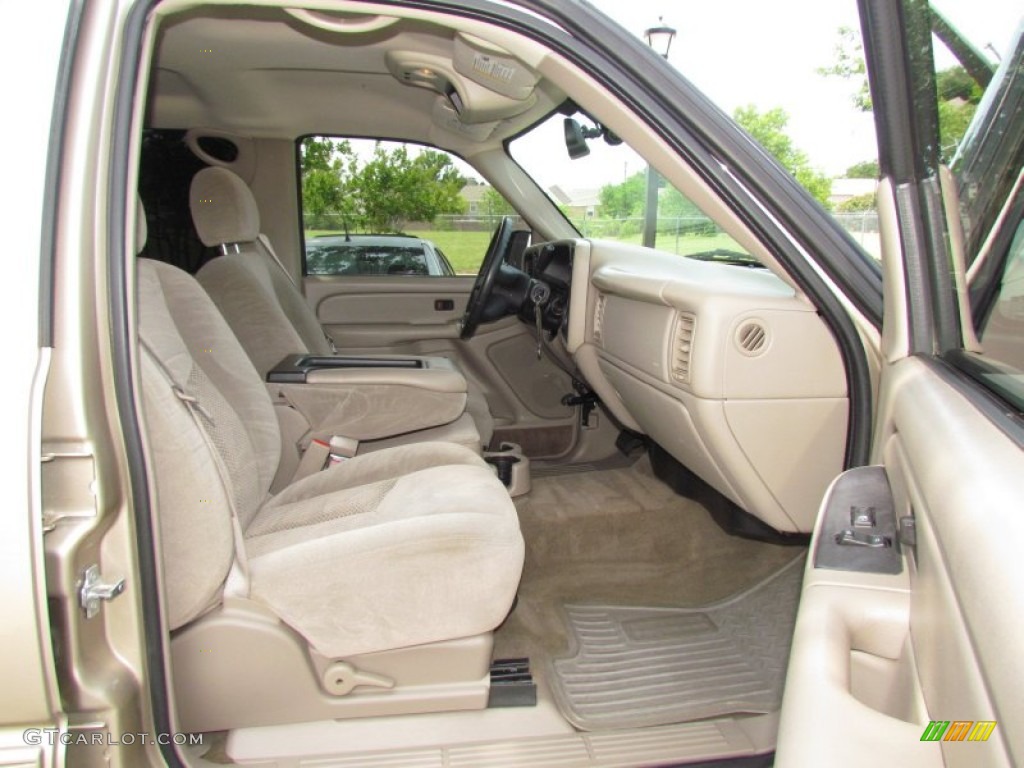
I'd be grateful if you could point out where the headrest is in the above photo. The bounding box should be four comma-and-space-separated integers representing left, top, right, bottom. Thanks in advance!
189, 167, 260, 247
136, 194, 148, 254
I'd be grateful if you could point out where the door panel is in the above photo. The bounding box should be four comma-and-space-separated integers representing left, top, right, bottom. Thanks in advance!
879, 360, 1020, 766
779, 0, 1022, 758
777, 358, 1020, 767
303, 275, 578, 450
306, 275, 470, 344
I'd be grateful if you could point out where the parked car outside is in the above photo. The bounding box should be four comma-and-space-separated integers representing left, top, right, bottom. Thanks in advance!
304, 234, 456, 276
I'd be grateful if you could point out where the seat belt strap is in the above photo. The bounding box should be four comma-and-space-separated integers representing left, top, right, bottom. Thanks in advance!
290, 437, 331, 484
257, 233, 295, 287
140, 341, 251, 597
258, 232, 337, 351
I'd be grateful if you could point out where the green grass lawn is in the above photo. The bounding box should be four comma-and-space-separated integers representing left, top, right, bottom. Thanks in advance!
408, 230, 492, 274
303, 228, 745, 275
590, 230, 742, 256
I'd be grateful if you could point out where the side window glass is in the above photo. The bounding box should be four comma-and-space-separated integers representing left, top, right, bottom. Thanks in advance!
934, 8, 1024, 376
978, 216, 1024, 369
305, 242, 430, 276
297, 136, 515, 276
903, 4, 1024, 406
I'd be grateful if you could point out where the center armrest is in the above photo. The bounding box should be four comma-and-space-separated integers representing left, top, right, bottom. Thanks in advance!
304, 364, 466, 393
267, 353, 460, 381
266, 354, 468, 441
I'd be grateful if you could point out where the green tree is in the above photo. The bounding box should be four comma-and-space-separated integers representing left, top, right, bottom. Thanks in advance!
935, 67, 984, 160
733, 105, 833, 208
349, 144, 466, 231
837, 192, 877, 212
300, 139, 469, 231
300, 137, 351, 226
817, 26, 873, 112
658, 187, 702, 219
482, 186, 516, 216
819, 26, 986, 163
936, 66, 984, 102
598, 171, 646, 218
845, 159, 880, 179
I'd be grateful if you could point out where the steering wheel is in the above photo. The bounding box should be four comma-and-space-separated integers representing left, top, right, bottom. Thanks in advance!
460, 215, 516, 339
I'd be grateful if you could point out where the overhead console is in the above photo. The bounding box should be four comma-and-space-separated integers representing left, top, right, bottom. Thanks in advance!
571, 241, 850, 533
386, 31, 553, 141
386, 41, 538, 125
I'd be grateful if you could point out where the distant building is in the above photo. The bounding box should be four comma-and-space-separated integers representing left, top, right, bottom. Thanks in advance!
459, 181, 489, 215
829, 177, 877, 209
549, 184, 601, 219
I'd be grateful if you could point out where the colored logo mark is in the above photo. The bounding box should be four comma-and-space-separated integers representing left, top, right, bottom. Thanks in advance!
920, 720, 996, 742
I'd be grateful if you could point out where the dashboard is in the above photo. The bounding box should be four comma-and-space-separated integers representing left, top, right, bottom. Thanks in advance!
518, 237, 849, 534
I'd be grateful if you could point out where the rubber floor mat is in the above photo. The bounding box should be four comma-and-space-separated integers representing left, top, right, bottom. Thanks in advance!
549, 556, 804, 730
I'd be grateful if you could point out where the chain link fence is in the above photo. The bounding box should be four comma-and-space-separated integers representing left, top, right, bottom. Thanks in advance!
304, 210, 882, 259
303, 213, 511, 233
831, 211, 881, 258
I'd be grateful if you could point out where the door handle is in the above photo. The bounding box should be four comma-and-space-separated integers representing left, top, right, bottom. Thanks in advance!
834, 528, 892, 548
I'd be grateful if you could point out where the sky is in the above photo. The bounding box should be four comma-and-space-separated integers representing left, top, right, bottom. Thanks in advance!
510, 0, 1022, 190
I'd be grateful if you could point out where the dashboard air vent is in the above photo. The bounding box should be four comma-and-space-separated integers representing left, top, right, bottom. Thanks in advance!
593, 293, 607, 345
736, 320, 769, 356
670, 312, 696, 384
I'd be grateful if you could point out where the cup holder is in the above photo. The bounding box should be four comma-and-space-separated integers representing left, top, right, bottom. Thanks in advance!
484, 442, 531, 497
487, 455, 520, 486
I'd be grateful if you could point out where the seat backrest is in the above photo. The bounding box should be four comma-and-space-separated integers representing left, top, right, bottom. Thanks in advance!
190, 167, 331, 377
137, 256, 281, 629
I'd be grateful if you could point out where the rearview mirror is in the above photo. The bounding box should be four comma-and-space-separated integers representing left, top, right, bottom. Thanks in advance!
563, 118, 591, 159
564, 117, 622, 159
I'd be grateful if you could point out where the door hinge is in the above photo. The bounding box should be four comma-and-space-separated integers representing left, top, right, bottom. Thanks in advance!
78, 565, 125, 619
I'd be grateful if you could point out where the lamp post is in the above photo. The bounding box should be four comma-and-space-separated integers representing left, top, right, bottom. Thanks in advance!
642, 17, 676, 249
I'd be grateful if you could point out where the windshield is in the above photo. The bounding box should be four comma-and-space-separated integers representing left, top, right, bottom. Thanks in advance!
509, 112, 760, 265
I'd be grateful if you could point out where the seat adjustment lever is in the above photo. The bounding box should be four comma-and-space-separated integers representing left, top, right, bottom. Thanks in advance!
322, 661, 394, 696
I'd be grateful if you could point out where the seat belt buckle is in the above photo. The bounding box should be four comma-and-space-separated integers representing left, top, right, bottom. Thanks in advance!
291, 435, 360, 483
328, 435, 359, 466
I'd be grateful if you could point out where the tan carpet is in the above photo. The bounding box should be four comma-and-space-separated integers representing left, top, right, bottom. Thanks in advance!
493, 456, 804, 669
